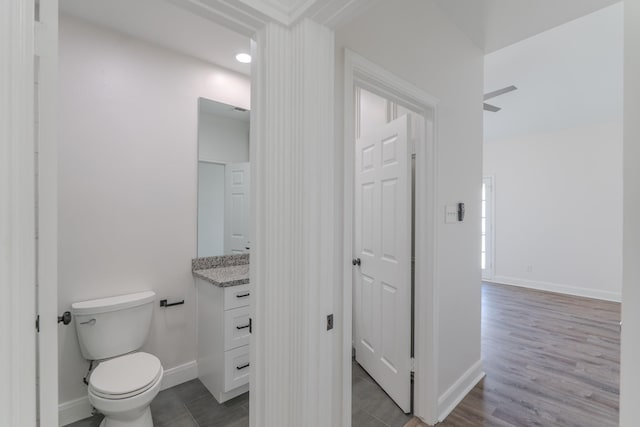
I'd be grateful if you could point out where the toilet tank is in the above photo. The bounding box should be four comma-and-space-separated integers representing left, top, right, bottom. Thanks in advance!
71, 291, 155, 360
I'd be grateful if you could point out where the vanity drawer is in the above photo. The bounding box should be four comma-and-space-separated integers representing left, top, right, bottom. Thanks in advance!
224, 306, 251, 350
224, 284, 251, 310
224, 345, 250, 392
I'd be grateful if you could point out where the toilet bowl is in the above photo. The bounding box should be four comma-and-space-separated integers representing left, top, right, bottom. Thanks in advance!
71, 291, 163, 427
88, 352, 163, 427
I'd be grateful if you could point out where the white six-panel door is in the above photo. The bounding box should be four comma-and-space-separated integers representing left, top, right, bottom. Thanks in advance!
354, 115, 412, 413
225, 162, 251, 254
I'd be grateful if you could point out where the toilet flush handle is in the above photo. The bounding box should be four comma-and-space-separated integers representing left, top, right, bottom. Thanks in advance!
79, 318, 96, 326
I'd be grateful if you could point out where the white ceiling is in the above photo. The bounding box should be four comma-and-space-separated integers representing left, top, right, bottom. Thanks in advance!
60, 0, 623, 143
434, 0, 622, 53
484, 3, 623, 142
60, 0, 252, 75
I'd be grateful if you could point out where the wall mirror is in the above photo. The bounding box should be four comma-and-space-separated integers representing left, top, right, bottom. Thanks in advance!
197, 98, 250, 257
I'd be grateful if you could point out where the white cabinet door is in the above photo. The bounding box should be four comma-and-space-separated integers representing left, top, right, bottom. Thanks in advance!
224, 163, 250, 254
224, 306, 251, 351
354, 115, 412, 413
224, 284, 251, 310
224, 346, 250, 391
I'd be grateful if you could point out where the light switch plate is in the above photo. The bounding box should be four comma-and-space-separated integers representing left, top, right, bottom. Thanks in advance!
445, 205, 458, 223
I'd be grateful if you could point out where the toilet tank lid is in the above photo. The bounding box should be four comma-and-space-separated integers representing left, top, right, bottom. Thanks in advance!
71, 291, 155, 316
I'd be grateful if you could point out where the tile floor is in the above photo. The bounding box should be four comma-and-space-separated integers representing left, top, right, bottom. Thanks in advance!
69, 361, 409, 427
68, 379, 248, 427
351, 362, 412, 427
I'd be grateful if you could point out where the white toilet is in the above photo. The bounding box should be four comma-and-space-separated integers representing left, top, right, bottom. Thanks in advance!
72, 291, 164, 427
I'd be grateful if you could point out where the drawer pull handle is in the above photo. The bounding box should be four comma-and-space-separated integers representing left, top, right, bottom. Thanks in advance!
236, 324, 250, 330
236, 363, 250, 370
236, 293, 250, 298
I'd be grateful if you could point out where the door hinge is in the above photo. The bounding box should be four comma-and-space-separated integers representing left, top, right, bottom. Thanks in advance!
36, 315, 40, 333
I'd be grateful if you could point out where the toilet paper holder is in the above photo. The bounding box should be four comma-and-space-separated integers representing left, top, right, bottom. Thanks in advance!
159, 299, 185, 308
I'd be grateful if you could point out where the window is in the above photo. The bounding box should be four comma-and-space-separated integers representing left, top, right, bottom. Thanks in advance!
481, 177, 494, 279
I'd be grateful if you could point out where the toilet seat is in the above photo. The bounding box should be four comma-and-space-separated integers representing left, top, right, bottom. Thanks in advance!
89, 352, 162, 400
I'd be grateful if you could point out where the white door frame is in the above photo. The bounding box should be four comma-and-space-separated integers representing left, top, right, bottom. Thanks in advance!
36, 0, 60, 425
343, 49, 440, 425
0, 0, 37, 425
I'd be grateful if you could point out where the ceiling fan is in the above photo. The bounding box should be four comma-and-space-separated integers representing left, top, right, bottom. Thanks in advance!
483, 85, 517, 112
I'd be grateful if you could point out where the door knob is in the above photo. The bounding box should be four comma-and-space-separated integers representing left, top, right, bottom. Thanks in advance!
352, 258, 361, 266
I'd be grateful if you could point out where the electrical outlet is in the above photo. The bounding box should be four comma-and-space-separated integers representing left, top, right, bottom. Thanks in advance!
526, 265, 533, 273
327, 314, 334, 331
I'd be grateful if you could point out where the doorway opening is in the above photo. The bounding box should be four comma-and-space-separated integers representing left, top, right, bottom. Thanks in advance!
343, 50, 440, 425
476, 3, 623, 425
350, 86, 420, 424
48, 4, 253, 426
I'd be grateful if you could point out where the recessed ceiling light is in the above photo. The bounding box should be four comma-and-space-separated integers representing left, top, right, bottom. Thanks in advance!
236, 53, 252, 64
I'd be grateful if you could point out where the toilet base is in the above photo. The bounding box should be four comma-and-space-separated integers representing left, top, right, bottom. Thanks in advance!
98, 406, 153, 427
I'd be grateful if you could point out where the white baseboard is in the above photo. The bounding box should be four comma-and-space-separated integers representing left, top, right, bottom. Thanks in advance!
489, 276, 622, 302
59, 396, 93, 427
161, 360, 198, 391
59, 360, 198, 426
437, 360, 484, 422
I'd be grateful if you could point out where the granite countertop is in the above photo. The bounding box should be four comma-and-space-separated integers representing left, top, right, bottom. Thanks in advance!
192, 254, 249, 287
193, 264, 249, 287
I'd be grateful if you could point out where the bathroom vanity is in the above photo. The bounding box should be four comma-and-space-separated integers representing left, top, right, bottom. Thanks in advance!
193, 255, 251, 403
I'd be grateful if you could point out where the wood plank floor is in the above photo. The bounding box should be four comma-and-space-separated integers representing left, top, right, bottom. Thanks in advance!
437, 283, 620, 427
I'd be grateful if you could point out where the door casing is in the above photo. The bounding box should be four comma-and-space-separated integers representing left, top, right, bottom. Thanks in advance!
1, 0, 38, 425
343, 49, 440, 425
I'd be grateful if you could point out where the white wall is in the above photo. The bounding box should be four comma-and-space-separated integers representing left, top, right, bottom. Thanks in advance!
335, 0, 484, 420
198, 113, 249, 163
620, 1, 640, 425
58, 14, 250, 410
484, 121, 623, 301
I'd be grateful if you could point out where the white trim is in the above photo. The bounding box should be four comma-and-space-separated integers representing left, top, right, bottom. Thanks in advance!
166, 0, 269, 36
437, 360, 485, 422
59, 360, 199, 426
36, 1, 60, 425
488, 276, 622, 302
0, 0, 37, 426
58, 397, 93, 427
250, 20, 336, 426
343, 49, 440, 425
342, 50, 354, 426
167, 0, 374, 34
304, 0, 377, 29
161, 360, 199, 390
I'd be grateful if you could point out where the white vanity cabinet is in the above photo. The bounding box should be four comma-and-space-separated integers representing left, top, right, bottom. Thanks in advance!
196, 279, 251, 403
